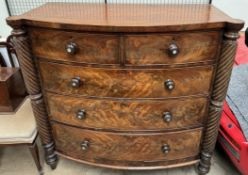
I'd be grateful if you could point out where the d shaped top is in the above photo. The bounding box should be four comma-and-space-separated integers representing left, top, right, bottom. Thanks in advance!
6, 3, 244, 33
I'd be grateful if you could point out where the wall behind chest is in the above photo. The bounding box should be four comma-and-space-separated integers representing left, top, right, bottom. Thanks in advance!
213, 0, 247, 30
0, 2, 11, 40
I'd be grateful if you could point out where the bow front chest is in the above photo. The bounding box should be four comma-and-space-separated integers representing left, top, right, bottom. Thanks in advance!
6, 3, 244, 174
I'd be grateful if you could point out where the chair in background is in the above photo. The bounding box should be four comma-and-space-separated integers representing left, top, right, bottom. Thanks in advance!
0, 36, 26, 112
0, 37, 43, 174
0, 98, 43, 175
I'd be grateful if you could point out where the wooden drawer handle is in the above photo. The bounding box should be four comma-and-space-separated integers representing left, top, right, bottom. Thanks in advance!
76, 109, 86, 120
161, 144, 170, 154
66, 42, 77, 54
168, 43, 179, 57
81, 140, 90, 151
164, 79, 175, 90
163, 112, 173, 123
71, 77, 81, 88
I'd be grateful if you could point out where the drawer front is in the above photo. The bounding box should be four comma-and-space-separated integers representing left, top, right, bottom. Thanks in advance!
47, 93, 208, 130
39, 61, 214, 98
52, 123, 202, 162
30, 29, 119, 64
125, 31, 221, 65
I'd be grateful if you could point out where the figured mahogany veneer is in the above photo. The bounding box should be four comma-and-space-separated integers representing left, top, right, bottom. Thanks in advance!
39, 61, 214, 98
6, 3, 244, 174
124, 31, 220, 65
46, 93, 208, 131
52, 123, 202, 166
30, 29, 119, 65
30, 29, 220, 65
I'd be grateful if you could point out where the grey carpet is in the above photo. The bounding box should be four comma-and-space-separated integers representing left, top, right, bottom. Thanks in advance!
226, 64, 248, 140
0, 143, 241, 175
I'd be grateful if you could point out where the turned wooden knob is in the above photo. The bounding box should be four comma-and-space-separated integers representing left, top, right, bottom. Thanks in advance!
81, 140, 89, 151
163, 112, 172, 123
161, 144, 170, 154
71, 77, 81, 88
164, 79, 175, 90
66, 42, 77, 54
76, 109, 86, 120
168, 43, 179, 57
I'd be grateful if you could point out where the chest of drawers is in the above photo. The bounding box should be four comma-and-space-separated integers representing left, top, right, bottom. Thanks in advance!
6, 3, 244, 174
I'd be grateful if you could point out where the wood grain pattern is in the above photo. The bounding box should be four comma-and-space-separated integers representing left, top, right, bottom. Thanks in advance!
0, 67, 26, 112
30, 29, 220, 66
57, 152, 199, 170
10, 29, 58, 169
46, 92, 208, 131
198, 29, 242, 175
58, 152, 199, 170
52, 123, 202, 164
30, 28, 119, 65
39, 61, 214, 98
6, 3, 243, 33
124, 31, 220, 65
6, 2, 244, 172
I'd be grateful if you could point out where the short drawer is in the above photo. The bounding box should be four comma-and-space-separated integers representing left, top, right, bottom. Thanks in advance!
124, 31, 221, 65
39, 61, 214, 98
52, 123, 202, 163
47, 92, 208, 131
30, 28, 119, 64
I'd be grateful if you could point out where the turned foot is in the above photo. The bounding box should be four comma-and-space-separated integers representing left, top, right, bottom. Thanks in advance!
49, 162, 58, 170
45, 151, 58, 170
197, 152, 212, 175
43, 142, 58, 170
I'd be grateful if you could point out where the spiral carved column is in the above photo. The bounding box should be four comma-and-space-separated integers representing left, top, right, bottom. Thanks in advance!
198, 30, 240, 174
11, 28, 58, 169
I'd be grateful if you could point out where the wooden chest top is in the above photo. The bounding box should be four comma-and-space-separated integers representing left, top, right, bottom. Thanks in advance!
6, 3, 243, 33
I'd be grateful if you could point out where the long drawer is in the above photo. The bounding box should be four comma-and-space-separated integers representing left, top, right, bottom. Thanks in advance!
52, 123, 202, 164
39, 61, 214, 98
47, 92, 208, 131
30, 28, 220, 65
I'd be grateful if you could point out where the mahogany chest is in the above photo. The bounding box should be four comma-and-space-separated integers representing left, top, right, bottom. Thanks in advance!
6, 3, 244, 174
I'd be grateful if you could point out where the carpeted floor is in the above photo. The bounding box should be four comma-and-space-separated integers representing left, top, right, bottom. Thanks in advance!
0, 141, 241, 175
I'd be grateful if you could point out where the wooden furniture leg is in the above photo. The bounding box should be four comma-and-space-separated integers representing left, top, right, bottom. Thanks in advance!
29, 139, 43, 175
10, 28, 58, 169
198, 24, 242, 175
